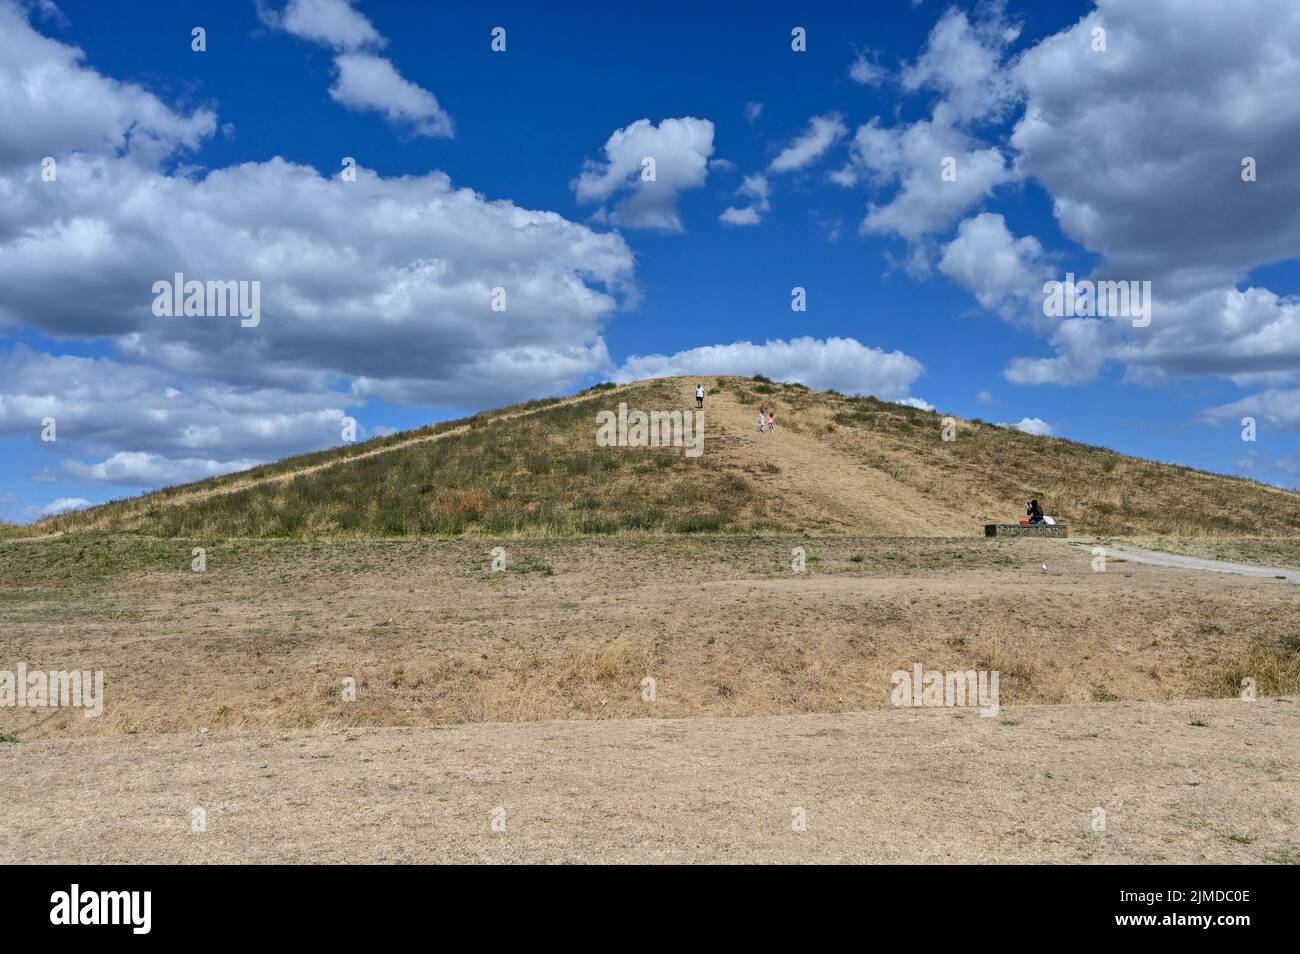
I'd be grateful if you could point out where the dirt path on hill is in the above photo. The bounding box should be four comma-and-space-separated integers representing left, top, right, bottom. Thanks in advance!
0, 532, 63, 544
697, 378, 974, 535
2, 697, 1294, 864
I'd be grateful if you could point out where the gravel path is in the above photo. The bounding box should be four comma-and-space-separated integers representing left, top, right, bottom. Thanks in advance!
1064, 539, 1300, 583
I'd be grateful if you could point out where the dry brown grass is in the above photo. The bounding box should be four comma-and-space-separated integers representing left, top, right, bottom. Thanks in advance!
3, 535, 1295, 741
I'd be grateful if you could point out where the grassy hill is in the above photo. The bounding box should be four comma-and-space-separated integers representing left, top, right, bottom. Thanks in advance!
24, 375, 1300, 539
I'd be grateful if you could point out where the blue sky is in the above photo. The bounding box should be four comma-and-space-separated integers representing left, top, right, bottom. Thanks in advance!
3, 0, 1300, 521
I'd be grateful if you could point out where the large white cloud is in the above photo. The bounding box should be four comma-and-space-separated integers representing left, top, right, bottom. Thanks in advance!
0, 2, 634, 493
572, 117, 715, 231
1012, 0, 1300, 295
998, 287, 1300, 389
0, 154, 633, 401
866, 0, 1300, 410
0, 349, 356, 485
614, 336, 924, 401
998, 0, 1300, 393
0, 1, 215, 166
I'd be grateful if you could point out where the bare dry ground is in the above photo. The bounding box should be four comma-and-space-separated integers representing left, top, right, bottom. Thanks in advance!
2, 697, 1295, 864
2, 535, 1296, 740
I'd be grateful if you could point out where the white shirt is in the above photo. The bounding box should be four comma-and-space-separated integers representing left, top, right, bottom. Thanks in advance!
695, 387, 704, 398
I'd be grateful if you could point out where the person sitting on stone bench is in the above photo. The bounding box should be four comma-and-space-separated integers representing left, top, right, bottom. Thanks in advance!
1026, 499, 1045, 524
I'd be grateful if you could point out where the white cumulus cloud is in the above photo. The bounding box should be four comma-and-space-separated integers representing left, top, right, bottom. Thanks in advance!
769, 114, 848, 173
719, 174, 771, 226
833, 5, 1019, 247
894, 396, 935, 411
998, 417, 1053, 437
34, 497, 90, 518
264, 0, 453, 138
572, 117, 715, 232
63, 452, 264, 488
1201, 388, 1300, 433
939, 212, 1052, 321
329, 53, 454, 138
849, 52, 886, 86
269, 0, 383, 51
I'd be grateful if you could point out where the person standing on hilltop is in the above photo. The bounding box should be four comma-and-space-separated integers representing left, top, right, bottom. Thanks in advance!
695, 383, 705, 409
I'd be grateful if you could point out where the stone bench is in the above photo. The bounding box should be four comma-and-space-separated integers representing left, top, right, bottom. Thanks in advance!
985, 523, 1068, 538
